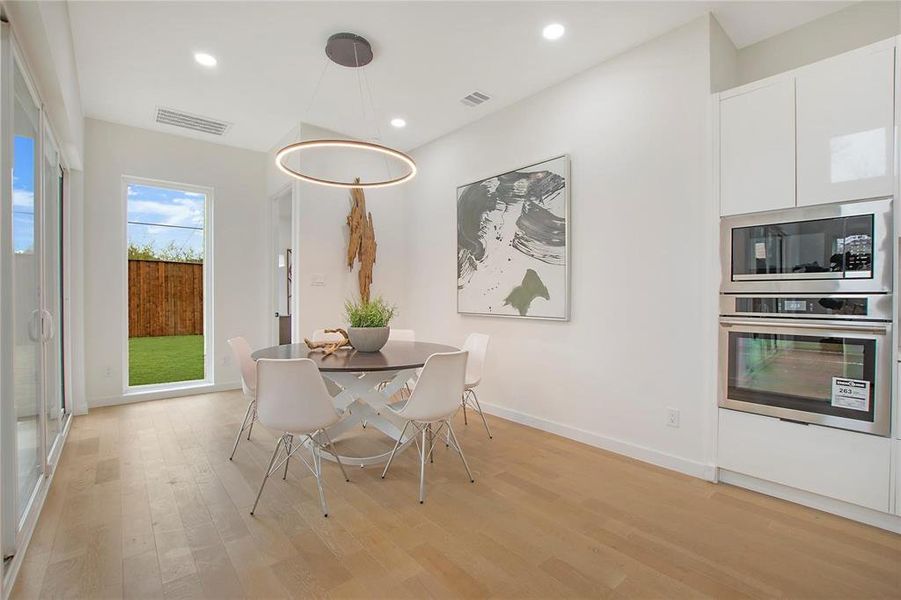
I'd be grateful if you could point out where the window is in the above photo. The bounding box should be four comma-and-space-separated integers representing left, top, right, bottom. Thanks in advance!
125, 179, 211, 388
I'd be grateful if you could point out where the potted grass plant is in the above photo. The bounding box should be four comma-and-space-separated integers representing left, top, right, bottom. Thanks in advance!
344, 296, 396, 352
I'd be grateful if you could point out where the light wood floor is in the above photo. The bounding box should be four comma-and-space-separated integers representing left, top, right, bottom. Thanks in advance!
11, 390, 901, 599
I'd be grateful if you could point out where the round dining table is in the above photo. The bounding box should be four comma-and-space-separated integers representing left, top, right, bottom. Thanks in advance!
251, 341, 458, 466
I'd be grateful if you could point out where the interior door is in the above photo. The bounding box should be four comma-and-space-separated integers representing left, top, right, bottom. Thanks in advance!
272, 189, 293, 344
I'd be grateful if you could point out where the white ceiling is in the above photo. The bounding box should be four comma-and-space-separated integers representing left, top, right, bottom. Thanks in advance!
68, 1, 853, 152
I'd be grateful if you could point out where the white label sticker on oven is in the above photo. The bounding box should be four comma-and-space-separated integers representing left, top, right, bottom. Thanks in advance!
754, 242, 767, 259
831, 377, 870, 412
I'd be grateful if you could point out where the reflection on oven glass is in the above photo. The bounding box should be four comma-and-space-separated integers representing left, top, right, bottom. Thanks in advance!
732, 335, 865, 401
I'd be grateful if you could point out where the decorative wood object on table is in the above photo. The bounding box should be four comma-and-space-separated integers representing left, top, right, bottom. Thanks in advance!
346, 178, 377, 302
303, 328, 351, 356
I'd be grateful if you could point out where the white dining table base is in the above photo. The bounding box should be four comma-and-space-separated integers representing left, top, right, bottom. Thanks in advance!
313, 368, 418, 467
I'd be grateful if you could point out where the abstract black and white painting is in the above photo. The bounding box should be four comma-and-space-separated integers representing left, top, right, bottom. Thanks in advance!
457, 155, 569, 319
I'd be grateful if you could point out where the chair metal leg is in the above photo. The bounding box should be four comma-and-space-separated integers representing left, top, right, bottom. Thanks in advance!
312, 443, 329, 517
446, 421, 474, 483
283, 434, 293, 480
469, 389, 493, 439
427, 424, 434, 464
246, 404, 256, 440
462, 397, 468, 425
381, 421, 409, 479
229, 399, 254, 460
320, 430, 350, 482
419, 426, 427, 503
251, 435, 283, 515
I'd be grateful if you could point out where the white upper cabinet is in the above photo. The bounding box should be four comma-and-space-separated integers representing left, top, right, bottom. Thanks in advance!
720, 79, 796, 216
796, 45, 895, 206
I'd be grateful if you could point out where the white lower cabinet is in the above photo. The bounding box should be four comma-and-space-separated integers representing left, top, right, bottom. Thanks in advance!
718, 409, 891, 512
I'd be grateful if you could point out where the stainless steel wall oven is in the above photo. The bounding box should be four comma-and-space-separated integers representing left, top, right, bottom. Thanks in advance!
719, 295, 892, 436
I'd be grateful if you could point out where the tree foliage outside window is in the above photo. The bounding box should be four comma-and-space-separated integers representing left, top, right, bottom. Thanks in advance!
128, 240, 203, 263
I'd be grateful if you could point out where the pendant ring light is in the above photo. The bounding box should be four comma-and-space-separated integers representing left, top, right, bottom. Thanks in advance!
276, 33, 417, 189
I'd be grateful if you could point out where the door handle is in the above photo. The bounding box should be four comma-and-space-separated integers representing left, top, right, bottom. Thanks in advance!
719, 317, 888, 335
28, 310, 41, 342
41, 310, 54, 341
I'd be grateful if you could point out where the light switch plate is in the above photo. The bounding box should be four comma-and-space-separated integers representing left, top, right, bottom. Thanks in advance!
311, 273, 326, 286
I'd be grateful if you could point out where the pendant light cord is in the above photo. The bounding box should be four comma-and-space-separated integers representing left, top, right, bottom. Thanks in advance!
297, 57, 332, 142
354, 41, 393, 179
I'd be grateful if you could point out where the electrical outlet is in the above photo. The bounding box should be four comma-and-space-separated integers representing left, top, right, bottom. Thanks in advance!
311, 273, 326, 286
104, 367, 112, 378
666, 407, 680, 428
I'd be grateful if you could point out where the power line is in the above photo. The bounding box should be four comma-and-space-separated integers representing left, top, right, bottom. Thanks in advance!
127, 220, 202, 231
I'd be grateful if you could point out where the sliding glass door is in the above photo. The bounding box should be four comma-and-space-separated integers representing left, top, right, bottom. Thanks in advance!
42, 128, 65, 460
8, 46, 43, 540
1, 24, 69, 569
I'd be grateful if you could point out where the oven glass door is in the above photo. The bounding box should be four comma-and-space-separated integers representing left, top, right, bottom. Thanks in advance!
727, 330, 876, 423
731, 214, 873, 280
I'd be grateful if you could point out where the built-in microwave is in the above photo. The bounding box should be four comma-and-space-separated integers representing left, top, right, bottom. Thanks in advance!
721, 198, 892, 294
719, 294, 892, 437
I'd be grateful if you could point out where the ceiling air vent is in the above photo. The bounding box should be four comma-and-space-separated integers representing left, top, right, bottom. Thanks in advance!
460, 91, 491, 107
155, 107, 231, 136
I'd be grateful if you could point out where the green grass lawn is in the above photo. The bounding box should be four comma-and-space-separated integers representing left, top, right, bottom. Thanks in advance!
129, 335, 204, 386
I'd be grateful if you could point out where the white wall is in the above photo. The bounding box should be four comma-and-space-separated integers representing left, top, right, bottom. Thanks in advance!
266, 124, 409, 342
710, 14, 738, 92
403, 16, 717, 477
83, 119, 269, 406
736, 1, 900, 85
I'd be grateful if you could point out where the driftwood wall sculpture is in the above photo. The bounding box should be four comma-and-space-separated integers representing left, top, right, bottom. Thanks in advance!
346, 178, 377, 302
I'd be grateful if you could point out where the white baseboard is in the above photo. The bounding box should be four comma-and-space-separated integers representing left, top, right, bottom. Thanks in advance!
89, 382, 241, 408
479, 401, 716, 481
719, 469, 901, 533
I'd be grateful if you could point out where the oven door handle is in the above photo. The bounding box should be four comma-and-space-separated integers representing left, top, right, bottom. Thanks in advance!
719, 318, 889, 335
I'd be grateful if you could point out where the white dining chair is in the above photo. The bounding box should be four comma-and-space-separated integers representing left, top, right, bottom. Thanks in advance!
388, 328, 416, 342
379, 328, 417, 399
381, 351, 472, 503
250, 358, 350, 517
309, 329, 346, 398
227, 336, 257, 460
461, 333, 492, 439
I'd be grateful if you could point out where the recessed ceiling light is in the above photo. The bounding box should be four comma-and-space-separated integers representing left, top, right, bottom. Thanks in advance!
194, 52, 218, 67
390, 117, 407, 128
542, 23, 565, 41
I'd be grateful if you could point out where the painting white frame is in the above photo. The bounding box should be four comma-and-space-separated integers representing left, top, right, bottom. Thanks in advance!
456, 154, 571, 321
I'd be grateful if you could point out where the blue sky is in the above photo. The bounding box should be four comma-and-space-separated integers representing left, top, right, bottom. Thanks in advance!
12, 136, 35, 254
127, 183, 205, 256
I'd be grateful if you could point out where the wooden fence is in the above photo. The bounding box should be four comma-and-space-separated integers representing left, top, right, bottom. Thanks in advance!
128, 259, 203, 337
